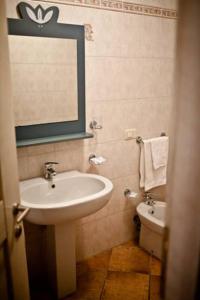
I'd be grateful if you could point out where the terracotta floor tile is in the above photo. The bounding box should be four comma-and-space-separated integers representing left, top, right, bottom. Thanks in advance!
150, 275, 161, 300
101, 271, 149, 300
65, 270, 107, 300
31, 243, 160, 300
150, 256, 162, 276
86, 250, 111, 271
76, 250, 111, 277
109, 244, 150, 273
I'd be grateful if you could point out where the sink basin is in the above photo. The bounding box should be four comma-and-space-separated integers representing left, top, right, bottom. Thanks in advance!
20, 170, 113, 225
20, 170, 113, 298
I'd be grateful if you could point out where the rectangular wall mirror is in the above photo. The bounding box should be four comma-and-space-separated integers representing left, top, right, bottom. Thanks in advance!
8, 2, 93, 147
9, 36, 78, 126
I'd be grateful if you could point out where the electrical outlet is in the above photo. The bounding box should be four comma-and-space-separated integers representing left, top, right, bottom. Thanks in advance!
125, 128, 136, 140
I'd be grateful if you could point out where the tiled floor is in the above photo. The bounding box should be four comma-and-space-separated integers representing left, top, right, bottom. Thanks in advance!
31, 241, 162, 300
68, 241, 161, 300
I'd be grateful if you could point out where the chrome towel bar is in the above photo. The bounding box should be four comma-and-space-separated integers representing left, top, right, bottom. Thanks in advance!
136, 132, 166, 144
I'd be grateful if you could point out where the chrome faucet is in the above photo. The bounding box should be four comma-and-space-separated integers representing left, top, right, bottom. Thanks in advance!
44, 162, 59, 181
143, 192, 155, 206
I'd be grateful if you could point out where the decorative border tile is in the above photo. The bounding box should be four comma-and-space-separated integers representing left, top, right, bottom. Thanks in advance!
38, 0, 101, 9
34, 0, 177, 19
122, 2, 177, 18
84, 24, 94, 41
101, 0, 122, 12
84, 0, 101, 7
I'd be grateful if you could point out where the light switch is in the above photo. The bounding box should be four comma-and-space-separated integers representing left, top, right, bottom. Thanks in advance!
125, 128, 136, 140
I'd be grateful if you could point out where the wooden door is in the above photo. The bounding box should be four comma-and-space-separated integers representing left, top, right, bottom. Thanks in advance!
0, 0, 30, 299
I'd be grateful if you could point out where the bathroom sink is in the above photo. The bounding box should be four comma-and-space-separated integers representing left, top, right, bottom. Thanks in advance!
20, 170, 113, 225
20, 170, 113, 298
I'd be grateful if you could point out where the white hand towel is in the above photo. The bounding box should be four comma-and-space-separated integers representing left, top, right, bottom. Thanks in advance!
139, 139, 167, 191
139, 143, 145, 188
151, 136, 169, 170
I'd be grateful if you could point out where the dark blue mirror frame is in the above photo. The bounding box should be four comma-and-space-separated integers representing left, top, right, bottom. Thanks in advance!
7, 2, 93, 147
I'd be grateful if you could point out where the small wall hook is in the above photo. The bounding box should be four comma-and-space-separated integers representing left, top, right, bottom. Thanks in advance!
124, 189, 138, 199
89, 120, 102, 130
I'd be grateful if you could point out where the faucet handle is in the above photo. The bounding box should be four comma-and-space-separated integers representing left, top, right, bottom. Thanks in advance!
44, 162, 58, 180
144, 191, 162, 200
89, 120, 102, 130
44, 161, 59, 169
143, 192, 152, 199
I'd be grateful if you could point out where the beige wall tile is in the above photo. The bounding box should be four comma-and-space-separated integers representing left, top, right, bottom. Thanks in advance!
17, 156, 29, 180
76, 208, 136, 260
86, 97, 172, 144
76, 221, 98, 261
17, 147, 28, 158
107, 175, 141, 215
91, 217, 110, 255
26, 152, 57, 179
55, 148, 84, 173
86, 57, 174, 102
80, 140, 140, 180
54, 140, 84, 151
26, 144, 55, 156
107, 209, 135, 247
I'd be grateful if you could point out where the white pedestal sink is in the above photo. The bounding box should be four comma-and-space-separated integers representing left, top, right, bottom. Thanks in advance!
20, 171, 113, 299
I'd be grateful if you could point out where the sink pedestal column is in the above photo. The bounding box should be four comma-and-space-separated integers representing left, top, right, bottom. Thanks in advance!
46, 222, 76, 299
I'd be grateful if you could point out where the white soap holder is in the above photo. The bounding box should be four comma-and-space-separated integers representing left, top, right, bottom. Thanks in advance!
89, 154, 106, 165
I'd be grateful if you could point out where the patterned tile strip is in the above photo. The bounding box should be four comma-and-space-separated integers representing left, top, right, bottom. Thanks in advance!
101, 0, 123, 12
84, 24, 94, 41
34, 0, 178, 19
122, 2, 177, 18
